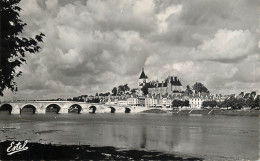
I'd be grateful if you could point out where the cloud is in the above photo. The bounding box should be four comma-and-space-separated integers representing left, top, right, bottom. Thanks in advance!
133, 0, 155, 16
193, 29, 257, 61
179, 0, 231, 26
1, 0, 260, 100
156, 4, 182, 33
46, 0, 58, 9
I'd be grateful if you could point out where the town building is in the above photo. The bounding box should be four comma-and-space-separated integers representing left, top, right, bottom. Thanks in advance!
127, 97, 138, 106
138, 97, 146, 106
145, 96, 158, 107
118, 100, 128, 106
138, 68, 148, 89
189, 92, 213, 109
189, 97, 203, 109
127, 95, 145, 106
159, 97, 172, 107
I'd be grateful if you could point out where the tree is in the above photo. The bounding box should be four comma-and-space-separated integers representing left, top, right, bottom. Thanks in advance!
202, 101, 209, 108
87, 98, 100, 103
0, 0, 45, 96
99, 92, 110, 96
202, 101, 217, 108
123, 84, 130, 92
234, 98, 245, 109
192, 82, 209, 94
112, 87, 117, 96
172, 99, 183, 108
131, 88, 137, 94
221, 96, 246, 109
245, 97, 254, 108
118, 85, 124, 95
183, 100, 190, 107
185, 85, 193, 94
210, 101, 217, 108
254, 96, 260, 109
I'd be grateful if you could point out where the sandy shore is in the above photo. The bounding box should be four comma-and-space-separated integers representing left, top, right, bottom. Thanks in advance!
0, 140, 202, 160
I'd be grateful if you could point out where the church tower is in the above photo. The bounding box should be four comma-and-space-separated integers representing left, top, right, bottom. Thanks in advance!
138, 68, 148, 89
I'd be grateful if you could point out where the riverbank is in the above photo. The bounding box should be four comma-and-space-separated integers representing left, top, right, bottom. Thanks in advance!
0, 141, 202, 160
142, 108, 260, 116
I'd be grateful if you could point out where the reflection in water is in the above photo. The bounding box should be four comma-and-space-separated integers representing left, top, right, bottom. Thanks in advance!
0, 113, 258, 160
140, 127, 146, 148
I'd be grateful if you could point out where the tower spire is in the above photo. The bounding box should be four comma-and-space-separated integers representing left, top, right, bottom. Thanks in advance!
139, 67, 147, 79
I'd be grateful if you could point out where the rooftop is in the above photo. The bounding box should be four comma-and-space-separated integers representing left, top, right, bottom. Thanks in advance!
139, 68, 148, 79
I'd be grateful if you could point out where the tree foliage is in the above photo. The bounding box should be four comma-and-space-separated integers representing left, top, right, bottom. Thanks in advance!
130, 88, 137, 94
192, 82, 209, 94
0, 0, 45, 96
97, 92, 110, 96
185, 85, 193, 95
183, 100, 190, 107
172, 99, 189, 108
87, 98, 100, 103
117, 84, 130, 95
202, 101, 217, 108
72, 97, 84, 102
112, 87, 117, 96
219, 96, 245, 109
123, 84, 130, 92
117, 85, 124, 95
217, 95, 260, 110
254, 96, 260, 109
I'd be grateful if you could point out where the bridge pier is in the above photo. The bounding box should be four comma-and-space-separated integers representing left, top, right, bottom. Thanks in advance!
58, 105, 69, 114
35, 104, 46, 114
81, 107, 89, 114
79, 104, 88, 114
36, 108, 46, 114
97, 105, 108, 113
11, 105, 20, 114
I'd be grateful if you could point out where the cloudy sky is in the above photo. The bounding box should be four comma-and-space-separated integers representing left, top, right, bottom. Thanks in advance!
2, 0, 260, 100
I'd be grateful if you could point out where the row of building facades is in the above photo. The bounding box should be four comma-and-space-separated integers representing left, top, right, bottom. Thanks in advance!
79, 91, 259, 109
76, 68, 259, 109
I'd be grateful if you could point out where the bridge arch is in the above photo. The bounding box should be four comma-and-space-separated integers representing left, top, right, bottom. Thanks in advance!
69, 104, 82, 114
21, 104, 37, 114
45, 104, 62, 114
0, 104, 13, 114
109, 107, 116, 113
125, 107, 131, 113
89, 105, 96, 114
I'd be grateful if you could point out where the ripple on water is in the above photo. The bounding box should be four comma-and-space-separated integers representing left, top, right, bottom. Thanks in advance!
34, 130, 63, 134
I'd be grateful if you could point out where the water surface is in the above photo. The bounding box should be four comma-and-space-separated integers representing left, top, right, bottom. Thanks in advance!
0, 112, 258, 160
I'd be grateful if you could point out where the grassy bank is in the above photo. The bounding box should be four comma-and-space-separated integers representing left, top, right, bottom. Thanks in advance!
143, 108, 260, 116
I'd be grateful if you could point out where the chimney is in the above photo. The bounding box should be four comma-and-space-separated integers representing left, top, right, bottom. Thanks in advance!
174, 77, 177, 82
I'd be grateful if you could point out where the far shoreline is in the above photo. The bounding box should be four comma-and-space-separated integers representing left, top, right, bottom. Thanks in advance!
142, 108, 260, 116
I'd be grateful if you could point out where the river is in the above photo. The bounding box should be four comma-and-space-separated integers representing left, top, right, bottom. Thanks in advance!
0, 112, 258, 160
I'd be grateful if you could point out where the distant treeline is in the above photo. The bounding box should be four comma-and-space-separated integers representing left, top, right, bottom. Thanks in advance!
202, 96, 260, 109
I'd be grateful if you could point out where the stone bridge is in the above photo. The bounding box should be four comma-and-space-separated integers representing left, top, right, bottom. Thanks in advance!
0, 101, 149, 114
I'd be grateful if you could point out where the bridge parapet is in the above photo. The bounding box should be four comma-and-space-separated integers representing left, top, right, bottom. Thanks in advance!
0, 101, 150, 114
0, 101, 88, 114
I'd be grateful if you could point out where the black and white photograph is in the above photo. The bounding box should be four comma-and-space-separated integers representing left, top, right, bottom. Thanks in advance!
0, 0, 259, 160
